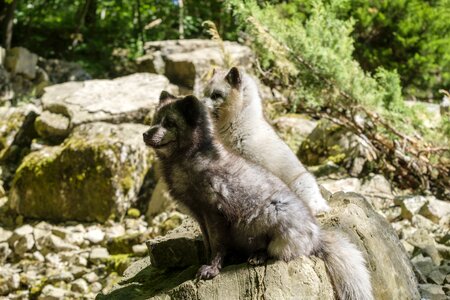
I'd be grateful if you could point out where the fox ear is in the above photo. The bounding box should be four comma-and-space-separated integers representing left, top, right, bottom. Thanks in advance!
177, 95, 202, 126
225, 67, 241, 87
159, 90, 176, 104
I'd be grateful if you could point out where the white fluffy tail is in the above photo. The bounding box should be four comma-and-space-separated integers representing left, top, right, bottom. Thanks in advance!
316, 230, 373, 300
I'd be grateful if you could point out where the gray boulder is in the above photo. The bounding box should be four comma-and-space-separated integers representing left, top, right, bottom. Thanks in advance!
34, 111, 71, 142
41, 73, 170, 126
5, 47, 38, 79
9, 122, 154, 222
100, 192, 419, 300
137, 39, 253, 95
298, 119, 377, 176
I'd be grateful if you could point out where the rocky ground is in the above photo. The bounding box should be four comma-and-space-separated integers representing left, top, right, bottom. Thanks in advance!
0, 41, 449, 299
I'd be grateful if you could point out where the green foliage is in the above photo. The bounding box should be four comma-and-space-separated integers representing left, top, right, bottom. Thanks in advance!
347, 0, 450, 100
10, 0, 237, 77
227, 0, 447, 143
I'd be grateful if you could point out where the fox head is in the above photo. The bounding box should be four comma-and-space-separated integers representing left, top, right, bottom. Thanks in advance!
143, 91, 212, 158
203, 67, 244, 123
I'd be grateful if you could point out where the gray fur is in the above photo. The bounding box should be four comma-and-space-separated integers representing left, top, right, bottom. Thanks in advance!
203, 67, 330, 215
143, 94, 373, 300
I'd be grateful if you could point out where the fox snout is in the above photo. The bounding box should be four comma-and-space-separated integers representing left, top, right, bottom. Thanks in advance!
143, 126, 160, 148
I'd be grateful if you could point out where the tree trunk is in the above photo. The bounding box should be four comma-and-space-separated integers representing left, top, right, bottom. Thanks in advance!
1, 0, 17, 49
178, 0, 184, 39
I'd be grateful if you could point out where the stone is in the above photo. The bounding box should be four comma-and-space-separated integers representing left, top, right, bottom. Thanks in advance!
0, 242, 11, 264
319, 177, 361, 194
10, 122, 154, 222
105, 224, 125, 240
89, 247, 109, 263
44, 234, 79, 252
0, 104, 40, 181
298, 119, 377, 174
146, 217, 205, 268
131, 244, 147, 257
394, 195, 428, 221
71, 278, 89, 293
85, 227, 105, 244
38, 285, 67, 300
419, 284, 447, 300
419, 197, 450, 225
274, 114, 317, 151
101, 192, 419, 300
5, 47, 38, 79
407, 229, 442, 265
34, 111, 70, 141
145, 179, 175, 219
0, 65, 13, 104
32, 251, 45, 262
83, 272, 99, 283
48, 271, 75, 283
13, 233, 34, 256
412, 255, 436, 280
428, 269, 447, 285
90, 282, 103, 293
38, 58, 91, 84
0, 228, 12, 243
41, 73, 169, 126
139, 39, 253, 95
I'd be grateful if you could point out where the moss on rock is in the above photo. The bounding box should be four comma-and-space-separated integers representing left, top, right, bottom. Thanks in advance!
9, 122, 154, 222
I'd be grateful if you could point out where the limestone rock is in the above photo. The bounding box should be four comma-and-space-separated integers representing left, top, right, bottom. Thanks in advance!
41, 73, 169, 126
0, 104, 40, 167
5, 47, 38, 79
38, 58, 91, 84
101, 192, 419, 300
138, 39, 253, 95
89, 247, 109, 263
419, 197, 450, 225
274, 114, 317, 152
38, 285, 67, 300
419, 284, 447, 300
10, 122, 154, 222
71, 278, 89, 293
34, 111, 70, 141
0, 242, 11, 264
0, 65, 13, 103
298, 119, 377, 176
394, 195, 428, 221
145, 179, 175, 219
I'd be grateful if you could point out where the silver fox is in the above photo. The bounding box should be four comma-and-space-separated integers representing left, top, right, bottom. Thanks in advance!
203, 67, 330, 215
143, 92, 373, 300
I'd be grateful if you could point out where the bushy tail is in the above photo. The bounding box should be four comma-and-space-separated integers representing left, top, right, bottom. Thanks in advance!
316, 230, 373, 300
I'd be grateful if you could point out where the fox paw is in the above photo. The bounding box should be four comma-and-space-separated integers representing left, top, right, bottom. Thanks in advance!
248, 252, 268, 266
196, 265, 220, 280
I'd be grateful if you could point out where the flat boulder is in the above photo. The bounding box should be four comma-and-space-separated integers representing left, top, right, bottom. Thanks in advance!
10, 122, 153, 222
99, 192, 419, 299
41, 73, 170, 126
137, 39, 253, 95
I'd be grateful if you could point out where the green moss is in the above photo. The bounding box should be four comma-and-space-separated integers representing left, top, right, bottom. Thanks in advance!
30, 277, 48, 297
127, 208, 140, 218
106, 254, 132, 275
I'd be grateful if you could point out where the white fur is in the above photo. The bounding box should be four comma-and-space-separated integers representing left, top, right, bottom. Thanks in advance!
205, 70, 330, 215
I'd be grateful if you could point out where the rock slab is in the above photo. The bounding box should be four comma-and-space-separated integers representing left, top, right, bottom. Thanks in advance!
100, 192, 420, 300
10, 122, 154, 222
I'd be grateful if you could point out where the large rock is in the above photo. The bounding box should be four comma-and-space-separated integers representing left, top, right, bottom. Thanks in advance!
9, 122, 154, 222
38, 58, 91, 84
0, 104, 40, 185
41, 73, 170, 126
298, 119, 377, 176
274, 114, 317, 152
5, 47, 38, 79
0, 65, 13, 104
137, 39, 253, 95
100, 192, 419, 299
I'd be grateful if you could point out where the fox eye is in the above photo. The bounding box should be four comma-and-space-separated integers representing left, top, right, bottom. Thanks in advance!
210, 91, 224, 101
163, 118, 176, 128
